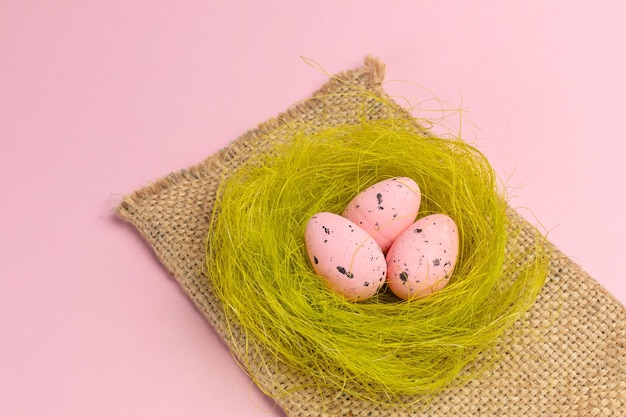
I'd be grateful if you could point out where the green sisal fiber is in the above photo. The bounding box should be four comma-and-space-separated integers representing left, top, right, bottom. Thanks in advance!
206, 118, 549, 405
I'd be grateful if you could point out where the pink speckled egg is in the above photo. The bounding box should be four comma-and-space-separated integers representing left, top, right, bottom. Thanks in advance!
304, 212, 386, 301
386, 213, 459, 300
342, 177, 421, 253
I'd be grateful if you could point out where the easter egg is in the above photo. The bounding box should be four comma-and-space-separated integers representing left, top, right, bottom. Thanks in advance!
343, 177, 421, 253
386, 213, 459, 300
304, 212, 386, 301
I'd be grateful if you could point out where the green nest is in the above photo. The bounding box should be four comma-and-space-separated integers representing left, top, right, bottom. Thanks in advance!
206, 118, 549, 405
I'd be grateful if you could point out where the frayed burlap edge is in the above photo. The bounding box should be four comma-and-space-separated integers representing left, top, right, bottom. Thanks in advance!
117, 56, 625, 416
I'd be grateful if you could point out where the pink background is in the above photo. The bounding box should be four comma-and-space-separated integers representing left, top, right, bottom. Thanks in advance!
2, 1, 625, 416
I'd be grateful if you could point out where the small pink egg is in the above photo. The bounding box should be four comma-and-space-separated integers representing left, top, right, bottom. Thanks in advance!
386, 213, 459, 300
342, 177, 421, 253
304, 212, 386, 301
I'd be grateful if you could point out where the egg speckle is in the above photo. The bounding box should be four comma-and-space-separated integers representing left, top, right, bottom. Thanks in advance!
343, 177, 421, 253
386, 213, 459, 300
305, 212, 386, 301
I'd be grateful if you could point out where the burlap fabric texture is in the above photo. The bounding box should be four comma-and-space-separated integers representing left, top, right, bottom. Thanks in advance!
117, 57, 626, 416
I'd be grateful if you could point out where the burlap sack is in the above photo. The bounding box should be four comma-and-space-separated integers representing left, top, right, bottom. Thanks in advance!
117, 56, 625, 416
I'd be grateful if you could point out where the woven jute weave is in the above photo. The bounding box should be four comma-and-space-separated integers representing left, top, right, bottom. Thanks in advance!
117, 57, 626, 416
